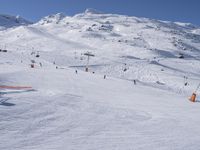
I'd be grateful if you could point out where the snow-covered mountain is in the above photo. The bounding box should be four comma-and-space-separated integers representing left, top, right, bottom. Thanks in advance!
0, 14, 31, 29
1, 9, 200, 94
1, 9, 200, 150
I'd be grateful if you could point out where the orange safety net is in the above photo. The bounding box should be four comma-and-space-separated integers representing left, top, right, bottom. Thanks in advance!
0, 85, 32, 89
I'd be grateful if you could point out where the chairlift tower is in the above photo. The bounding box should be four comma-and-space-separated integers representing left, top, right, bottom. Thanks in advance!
84, 52, 95, 72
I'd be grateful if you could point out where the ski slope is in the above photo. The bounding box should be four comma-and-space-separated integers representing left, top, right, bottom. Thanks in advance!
1, 62, 200, 150
1, 9, 200, 149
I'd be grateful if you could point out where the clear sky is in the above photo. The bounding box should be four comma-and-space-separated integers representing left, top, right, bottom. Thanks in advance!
0, 0, 199, 25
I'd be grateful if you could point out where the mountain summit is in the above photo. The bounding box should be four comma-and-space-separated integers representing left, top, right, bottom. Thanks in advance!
38, 13, 66, 25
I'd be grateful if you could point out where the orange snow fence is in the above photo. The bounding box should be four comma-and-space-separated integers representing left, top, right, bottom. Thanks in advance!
0, 85, 32, 90
189, 93, 196, 102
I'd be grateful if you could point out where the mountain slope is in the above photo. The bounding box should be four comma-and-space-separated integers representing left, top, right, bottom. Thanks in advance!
1, 10, 199, 95
1, 60, 200, 150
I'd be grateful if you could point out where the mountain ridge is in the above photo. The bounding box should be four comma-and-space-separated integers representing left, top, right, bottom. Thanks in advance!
0, 14, 32, 28
0, 9, 199, 29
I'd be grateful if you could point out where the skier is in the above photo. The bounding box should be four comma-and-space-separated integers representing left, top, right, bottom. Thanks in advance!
75, 70, 78, 74
133, 80, 136, 85
39, 62, 42, 67
31, 64, 34, 68
104, 75, 106, 79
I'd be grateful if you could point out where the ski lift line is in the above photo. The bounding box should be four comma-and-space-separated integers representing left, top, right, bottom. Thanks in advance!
102, 55, 200, 81
101, 56, 179, 79
150, 67, 200, 81
101, 56, 200, 91
142, 67, 200, 88
119, 57, 200, 80
116, 76, 183, 95
101, 56, 166, 75
148, 67, 188, 78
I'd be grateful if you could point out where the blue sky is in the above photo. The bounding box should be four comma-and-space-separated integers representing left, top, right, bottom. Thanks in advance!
0, 0, 199, 25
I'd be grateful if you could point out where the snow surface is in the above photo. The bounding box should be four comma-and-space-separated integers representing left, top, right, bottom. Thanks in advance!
1, 10, 200, 150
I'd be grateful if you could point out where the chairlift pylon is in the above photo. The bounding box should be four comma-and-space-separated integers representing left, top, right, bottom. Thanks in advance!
84, 52, 95, 72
